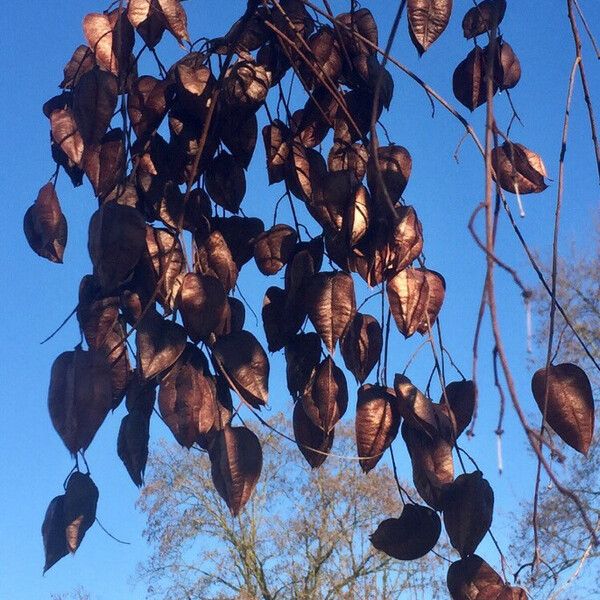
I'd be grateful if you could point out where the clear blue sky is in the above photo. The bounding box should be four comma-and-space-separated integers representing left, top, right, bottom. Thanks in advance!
1, 1, 598, 599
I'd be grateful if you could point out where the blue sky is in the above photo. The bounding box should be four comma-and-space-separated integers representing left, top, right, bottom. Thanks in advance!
1, 1, 598, 599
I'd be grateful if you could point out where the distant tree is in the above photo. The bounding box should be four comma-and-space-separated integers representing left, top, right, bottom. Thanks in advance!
511, 233, 600, 599
136, 419, 449, 600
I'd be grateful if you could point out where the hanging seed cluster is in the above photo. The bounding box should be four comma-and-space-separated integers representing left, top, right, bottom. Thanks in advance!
27, 0, 595, 595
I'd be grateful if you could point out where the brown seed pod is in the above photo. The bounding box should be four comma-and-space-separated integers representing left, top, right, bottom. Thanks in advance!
253, 224, 298, 276
462, 0, 507, 39
285, 142, 327, 204
48, 347, 113, 455
209, 425, 263, 516
88, 202, 147, 292
347, 184, 371, 247
370, 504, 441, 560
355, 384, 400, 472
76, 275, 119, 350
211, 215, 265, 270
223, 60, 271, 109
50, 107, 85, 167
285, 332, 323, 400
63, 472, 99, 554
447, 555, 505, 600
304, 26, 343, 88
178, 272, 227, 343
61, 45, 96, 89
128, 75, 174, 141
443, 471, 494, 558
293, 400, 335, 469
82, 129, 126, 199
262, 286, 305, 353
23, 182, 67, 264
101, 321, 132, 409
387, 268, 445, 338
159, 187, 212, 233
340, 312, 382, 384
453, 46, 498, 111
407, 0, 453, 56
219, 108, 258, 169
531, 363, 594, 455
42, 495, 68, 573
173, 52, 215, 116
305, 271, 356, 354
439, 380, 476, 439
194, 230, 239, 293
205, 151, 247, 213
213, 8, 269, 54
127, 0, 167, 49
328, 142, 369, 181
386, 205, 424, 276
212, 330, 269, 409
302, 356, 348, 434
492, 141, 548, 194
117, 410, 150, 487
72, 67, 118, 146
262, 120, 290, 184
136, 310, 187, 381
495, 39, 521, 90
271, 0, 314, 40
402, 421, 454, 510
367, 145, 412, 206
158, 344, 217, 448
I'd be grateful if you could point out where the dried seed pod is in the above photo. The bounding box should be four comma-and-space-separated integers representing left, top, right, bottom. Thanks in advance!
492, 142, 548, 194
387, 205, 423, 275
402, 421, 454, 510
173, 53, 215, 113
205, 151, 246, 213
128, 75, 174, 140
387, 268, 445, 338
293, 400, 334, 469
531, 363, 594, 455
447, 555, 505, 600
178, 273, 227, 343
254, 224, 298, 275
271, 0, 314, 40
439, 380, 476, 439
213, 8, 269, 54
76, 275, 119, 350
212, 330, 269, 409
82, 129, 126, 199
61, 45, 96, 89
125, 373, 157, 417
23, 182, 67, 264
100, 321, 131, 409
160, 187, 212, 232
51, 108, 84, 166
496, 40, 521, 90
262, 120, 290, 184
462, 0, 507, 39
127, 0, 166, 48
407, 0, 453, 55
209, 425, 263, 516
285, 142, 327, 204
136, 310, 187, 381
328, 142, 369, 180
88, 203, 147, 292
340, 313, 382, 384
367, 145, 412, 206
304, 26, 343, 87
347, 184, 370, 246
302, 357, 348, 434
355, 384, 400, 472
159, 344, 217, 448
72, 67, 118, 146
394, 374, 453, 440
48, 347, 113, 455
211, 215, 265, 269
453, 46, 498, 111
337, 8, 378, 83
223, 60, 271, 108
63, 472, 99, 554
42, 495, 68, 573
305, 271, 356, 354
262, 286, 304, 352
285, 332, 322, 400
443, 471, 494, 557
371, 504, 441, 560
117, 410, 150, 487
219, 108, 258, 169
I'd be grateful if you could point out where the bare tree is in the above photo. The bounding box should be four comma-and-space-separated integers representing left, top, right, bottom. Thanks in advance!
136, 419, 449, 600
